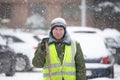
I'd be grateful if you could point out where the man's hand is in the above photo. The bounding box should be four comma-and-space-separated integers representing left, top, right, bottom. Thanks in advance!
41, 38, 49, 51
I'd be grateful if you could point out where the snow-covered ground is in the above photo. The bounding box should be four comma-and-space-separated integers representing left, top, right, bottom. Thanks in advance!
0, 64, 120, 80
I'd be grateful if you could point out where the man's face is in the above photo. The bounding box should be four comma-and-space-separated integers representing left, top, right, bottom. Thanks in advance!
52, 26, 65, 40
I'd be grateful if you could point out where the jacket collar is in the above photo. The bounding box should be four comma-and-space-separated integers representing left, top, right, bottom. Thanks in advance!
48, 31, 71, 45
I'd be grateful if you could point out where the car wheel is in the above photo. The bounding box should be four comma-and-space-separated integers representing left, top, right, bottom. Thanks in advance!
15, 53, 31, 72
108, 66, 114, 78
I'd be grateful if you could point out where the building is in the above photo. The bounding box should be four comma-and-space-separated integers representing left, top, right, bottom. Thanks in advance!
0, 0, 120, 30
0, 0, 94, 29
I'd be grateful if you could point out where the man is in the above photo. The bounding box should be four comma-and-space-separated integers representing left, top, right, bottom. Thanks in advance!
32, 17, 86, 80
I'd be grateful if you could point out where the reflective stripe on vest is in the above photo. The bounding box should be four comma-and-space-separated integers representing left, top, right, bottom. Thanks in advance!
43, 41, 76, 80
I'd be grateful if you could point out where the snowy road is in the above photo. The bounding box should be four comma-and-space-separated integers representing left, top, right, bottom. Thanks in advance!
0, 64, 120, 80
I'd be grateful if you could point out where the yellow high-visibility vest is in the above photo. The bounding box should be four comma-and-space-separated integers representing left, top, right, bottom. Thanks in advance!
43, 41, 76, 80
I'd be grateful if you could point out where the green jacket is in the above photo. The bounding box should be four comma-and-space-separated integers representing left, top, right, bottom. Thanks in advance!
32, 41, 86, 80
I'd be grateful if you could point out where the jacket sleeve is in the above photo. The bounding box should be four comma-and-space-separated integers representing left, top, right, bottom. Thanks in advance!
32, 43, 46, 68
75, 41, 86, 80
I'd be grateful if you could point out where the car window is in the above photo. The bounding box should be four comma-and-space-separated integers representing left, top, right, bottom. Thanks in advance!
73, 31, 96, 33
0, 34, 6, 45
4, 35, 24, 43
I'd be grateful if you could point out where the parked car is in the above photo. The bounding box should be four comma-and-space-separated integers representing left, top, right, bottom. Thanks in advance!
67, 26, 115, 79
0, 30, 38, 72
103, 37, 118, 63
104, 37, 117, 54
102, 28, 120, 64
0, 34, 16, 76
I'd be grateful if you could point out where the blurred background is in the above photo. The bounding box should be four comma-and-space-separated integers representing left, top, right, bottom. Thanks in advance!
0, 0, 120, 80
0, 0, 120, 30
